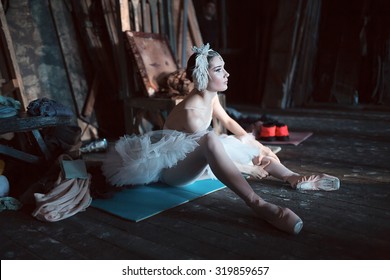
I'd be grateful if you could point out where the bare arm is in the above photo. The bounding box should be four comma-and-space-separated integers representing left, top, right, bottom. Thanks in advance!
212, 95, 247, 136
212, 96, 280, 162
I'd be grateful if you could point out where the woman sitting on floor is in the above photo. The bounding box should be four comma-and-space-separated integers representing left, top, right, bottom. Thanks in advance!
102, 44, 340, 235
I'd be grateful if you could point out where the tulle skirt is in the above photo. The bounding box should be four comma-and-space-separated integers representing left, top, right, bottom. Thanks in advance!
203, 133, 260, 179
101, 130, 209, 186
101, 130, 261, 187
219, 133, 259, 164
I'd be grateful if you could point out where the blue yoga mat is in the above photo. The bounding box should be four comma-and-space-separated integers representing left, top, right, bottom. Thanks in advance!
91, 179, 226, 222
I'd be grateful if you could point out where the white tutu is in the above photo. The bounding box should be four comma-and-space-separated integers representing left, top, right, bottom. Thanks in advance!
201, 133, 260, 179
219, 133, 259, 164
101, 130, 209, 186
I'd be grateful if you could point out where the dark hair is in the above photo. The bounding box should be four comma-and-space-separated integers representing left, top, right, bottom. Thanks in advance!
185, 49, 220, 82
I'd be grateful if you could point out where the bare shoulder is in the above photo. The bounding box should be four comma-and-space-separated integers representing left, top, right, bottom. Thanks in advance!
184, 92, 204, 108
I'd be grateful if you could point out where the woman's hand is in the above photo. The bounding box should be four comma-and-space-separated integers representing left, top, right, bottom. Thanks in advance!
235, 162, 269, 180
238, 134, 281, 163
259, 145, 280, 163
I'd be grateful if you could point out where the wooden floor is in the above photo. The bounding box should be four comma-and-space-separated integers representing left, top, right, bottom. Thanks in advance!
1, 107, 389, 260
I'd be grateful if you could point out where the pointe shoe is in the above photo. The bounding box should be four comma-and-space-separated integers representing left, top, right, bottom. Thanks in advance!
246, 195, 303, 235
267, 206, 303, 235
293, 174, 340, 191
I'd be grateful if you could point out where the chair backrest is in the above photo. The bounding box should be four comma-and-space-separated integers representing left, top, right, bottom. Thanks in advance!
125, 31, 178, 97
124, 0, 202, 69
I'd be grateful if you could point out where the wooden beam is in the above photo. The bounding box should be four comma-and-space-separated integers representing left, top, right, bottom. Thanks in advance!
0, 1, 27, 109
130, 0, 140, 31
120, 0, 131, 31
158, 0, 165, 35
181, 0, 188, 65
82, 73, 99, 117
141, 0, 151, 32
148, 0, 159, 33
188, 0, 203, 47
165, 0, 176, 57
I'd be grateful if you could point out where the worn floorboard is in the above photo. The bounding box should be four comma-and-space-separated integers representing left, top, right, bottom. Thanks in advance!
1, 108, 389, 260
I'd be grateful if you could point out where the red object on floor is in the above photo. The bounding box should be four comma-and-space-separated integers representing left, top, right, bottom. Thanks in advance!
275, 123, 290, 141
259, 123, 276, 141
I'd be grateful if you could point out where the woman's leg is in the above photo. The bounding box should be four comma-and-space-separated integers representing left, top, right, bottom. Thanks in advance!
260, 156, 340, 191
161, 132, 303, 234
162, 133, 256, 199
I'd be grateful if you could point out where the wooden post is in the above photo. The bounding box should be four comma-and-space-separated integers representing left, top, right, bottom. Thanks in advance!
148, 0, 158, 33
181, 0, 188, 65
158, 0, 166, 35
165, 0, 176, 57
141, 0, 151, 32
188, 0, 203, 47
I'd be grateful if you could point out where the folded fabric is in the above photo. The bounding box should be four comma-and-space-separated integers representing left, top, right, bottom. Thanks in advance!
27, 97, 74, 117
0, 96, 21, 110
0, 105, 18, 118
0, 197, 22, 212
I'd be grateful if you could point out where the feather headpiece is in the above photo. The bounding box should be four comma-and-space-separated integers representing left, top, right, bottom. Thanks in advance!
192, 43, 213, 91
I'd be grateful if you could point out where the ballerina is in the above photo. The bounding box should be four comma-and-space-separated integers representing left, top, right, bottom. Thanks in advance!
102, 43, 340, 235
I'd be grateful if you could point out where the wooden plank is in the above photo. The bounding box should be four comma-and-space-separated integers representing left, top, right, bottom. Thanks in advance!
102, 0, 119, 46
181, 0, 188, 65
119, 0, 130, 31
187, 0, 203, 47
71, 0, 117, 90
49, 0, 91, 119
0, 211, 87, 259
0, 231, 38, 259
158, 0, 165, 34
0, 144, 40, 163
130, 0, 141, 31
148, 0, 159, 33
84, 208, 240, 259
0, 1, 27, 109
80, 209, 199, 259
148, 193, 313, 259
165, 0, 176, 57
141, 0, 151, 32
174, 0, 184, 67
36, 214, 145, 259
173, 0, 194, 67
101, 0, 120, 79
196, 183, 390, 259
82, 73, 99, 117
0, 113, 74, 134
